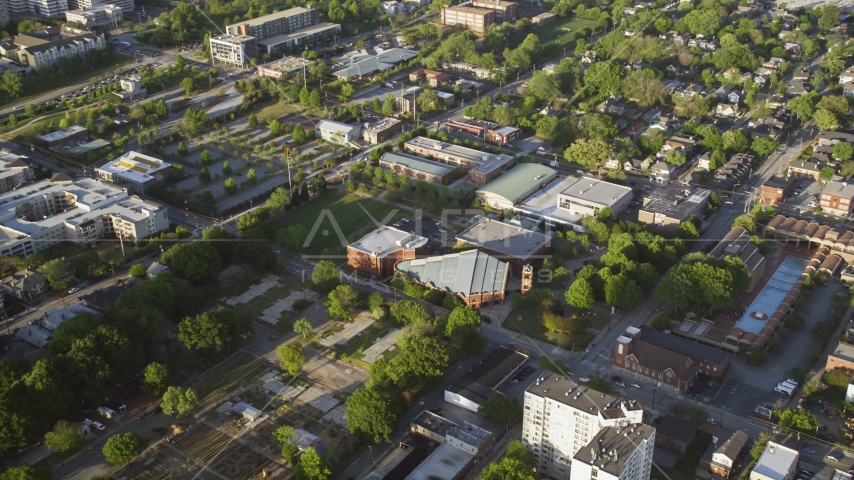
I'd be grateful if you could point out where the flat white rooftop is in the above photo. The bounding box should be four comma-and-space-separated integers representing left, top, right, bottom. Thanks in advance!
96, 151, 171, 184
515, 175, 583, 226
349, 225, 427, 256
559, 176, 633, 207
404, 442, 473, 480
317, 120, 359, 133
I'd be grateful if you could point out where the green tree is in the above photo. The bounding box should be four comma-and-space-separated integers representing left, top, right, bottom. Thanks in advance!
300, 86, 311, 105
129, 263, 147, 278
389, 300, 430, 325
751, 432, 772, 460
296, 447, 330, 480
834, 142, 853, 161
665, 149, 686, 166
325, 284, 359, 319
480, 441, 535, 480
345, 385, 405, 443
723, 130, 749, 153
182, 77, 194, 94
293, 318, 312, 339
446, 306, 482, 337
222, 161, 232, 175
0, 466, 52, 480
604, 275, 643, 310
388, 334, 449, 385
751, 137, 779, 158
778, 408, 820, 434
478, 391, 523, 424
340, 83, 354, 101
309, 90, 322, 108
277, 224, 308, 252
815, 108, 840, 130
161, 386, 198, 418
820, 166, 835, 181
37, 258, 72, 291
311, 260, 340, 293
177, 141, 188, 156
382, 93, 395, 115
292, 124, 307, 144
161, 241, 222, 284
677, 221, 700, 240
269, 118, 284, 136
178, 307, 254, 350
102, 432, 146, 466
142, 362, 169, 396
44, 420, 85, 453
564, 138, 614, 167
565, 278, 594, 309
277, 343, 307, 376
733, 215, 756, 232
0, 71, 23, 99
248, 113, 259, 129
586, 375, 612, 393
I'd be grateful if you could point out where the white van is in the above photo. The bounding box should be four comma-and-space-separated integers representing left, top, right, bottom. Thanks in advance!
775, 384, 794, 396
780, 380, 798, 390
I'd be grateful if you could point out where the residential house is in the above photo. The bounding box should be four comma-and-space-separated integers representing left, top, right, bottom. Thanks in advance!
844, 82, 854, 98
700, 430, 750, 478
713, 85, 732, 100
715, 103, 740, 118
620, 121, 647, 141
624, 28, 636, 37
1, 268, 47, 300
654, 416, 697, 454
792, 71, 810, 82
698, 152, 713, 170
762, 57, 785, 70
649, 161, 674, 184
679, 83, 705, 98
786, 81, 810, 96
707, 153, 756, 191
624, 158, 651, 175
643, 107, 662, 124
728, 91, 742, 104
815, 131, 854, 147
839, 67, 854, 84
409, 69, 450, 87
827, 341, 854, 374
664, 135, 699, 153
596, 97, 641, 119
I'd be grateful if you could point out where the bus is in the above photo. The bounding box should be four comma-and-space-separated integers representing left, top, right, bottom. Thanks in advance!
119, 41, 130, 47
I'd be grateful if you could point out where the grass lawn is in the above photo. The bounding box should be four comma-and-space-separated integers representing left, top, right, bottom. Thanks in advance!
507, 16, 598, 48
503, 307, 593, 351
267, 192, 408, 255
0, 54, 136, 111
585, 308, 612, 331
255, 101, 303, 124
334, 323, 394, 358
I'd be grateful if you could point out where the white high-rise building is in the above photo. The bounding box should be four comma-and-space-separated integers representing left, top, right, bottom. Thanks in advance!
570, 425, 655, 480
522, 373, 651, 480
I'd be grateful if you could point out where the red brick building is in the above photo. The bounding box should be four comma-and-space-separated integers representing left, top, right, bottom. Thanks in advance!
347, 226, 428, 278
654, 416, 697, 454
760, 176, 794, 206
613, 327, 699, 394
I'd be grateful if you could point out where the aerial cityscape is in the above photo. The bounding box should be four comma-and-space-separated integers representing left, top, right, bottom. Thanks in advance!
0, 0, 854, 478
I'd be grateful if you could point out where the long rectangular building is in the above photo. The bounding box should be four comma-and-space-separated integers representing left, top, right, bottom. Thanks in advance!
95, 151, 173, 194
440, 5, 495, 35
404, 136, 514, 185
0, 174, 169, 257
379, 152, 454, 185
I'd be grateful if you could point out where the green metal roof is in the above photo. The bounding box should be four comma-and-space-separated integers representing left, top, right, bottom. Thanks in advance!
68, 139, 111, 155
476, 163, 557, 204
381, 152, 454, 177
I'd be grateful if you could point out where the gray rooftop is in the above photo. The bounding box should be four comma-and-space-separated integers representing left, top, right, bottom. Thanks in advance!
831, 341, 854, 363
256, 22, 340, 48
638, 325, 729, 364
476, 163, 558, 205
823, 181, 854, 199
405, 442, 473, 480
525, 372, 643, 416
412, 410, 457, 437
395, 249, 508, 297
405, 136, 514, 166
227, 6, 314, 27
640, 186, 711, 221
381, 152, 454, 178
447, 422, 492, 448
332, 47, 417, 78
572, 425, 656, 476
37, 125, 86, 143
559, 176, 633, 206
349, 225, 428, 256
456, 218, 550, 261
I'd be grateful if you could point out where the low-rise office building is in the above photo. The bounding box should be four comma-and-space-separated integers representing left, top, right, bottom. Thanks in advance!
821, 181, 854, 216
394, 249, 509, 308
827, 341, 854, 374
409, 69, 451, 87
379, 152, 454, 185
613, 327, 700, 394
256, 56, 312, 79
789, 160, 823, 181
346, 226, 428, 278
115, 73, 146, 103
333, 47, 418, 79
552, 176, 633, 217
209, 34, 256, 68
316, 120, 361, 146
0, 175, 169, 258
95, 151, 173, 194
65, 4, 123, 27
36, 125, 88, 147
638, 186, 710, 235
760, 177, 794, 206
455, 217, 550, 268
362, 117, 403, 145
404, 136, 515, 184
440, 5, 495, 35
710, 227, 766, 292
475, 163, 558, 210
255, 22, 339, 56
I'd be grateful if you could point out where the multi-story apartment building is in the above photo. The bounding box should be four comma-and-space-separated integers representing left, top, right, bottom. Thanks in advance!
570, 424, 655, 480
522, 373, 649, 480
95, 151, 173, 194
821, 181, 854, 216
223, 6, 339, 57
470, 0, 516, 23
440, 5, 495, 35
0, 175, 169, 258
210, 34, 256, 67
0, 0, 9, 28
0, 150, 34, 194
15, 26, 105, 72
28, 0, 67, 16
65, 4, 123, 27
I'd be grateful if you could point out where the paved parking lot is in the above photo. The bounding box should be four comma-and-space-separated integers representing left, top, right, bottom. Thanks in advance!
781, 178, 822, 213
394, 215, 445, 241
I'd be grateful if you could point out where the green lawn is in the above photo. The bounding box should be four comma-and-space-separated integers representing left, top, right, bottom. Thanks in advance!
585, 308, 612, 331
507, 16, 598, 48
503, 307, 593, 351
255, 101, 302, 124
268, 192, 408, 255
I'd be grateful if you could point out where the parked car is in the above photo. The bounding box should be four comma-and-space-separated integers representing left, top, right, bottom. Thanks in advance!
615, 381, 627, 387
92, 421, 106, 431
826, 450, 842, 461
579, 377, 591, 382
68, 287, 79, 294
707, 417, 721, 426
630, 383, 642, 389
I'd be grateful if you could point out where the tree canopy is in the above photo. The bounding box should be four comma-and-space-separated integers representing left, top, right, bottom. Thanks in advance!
178, 307, 254, 350
345, 385, 405, 443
